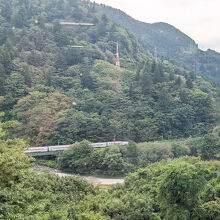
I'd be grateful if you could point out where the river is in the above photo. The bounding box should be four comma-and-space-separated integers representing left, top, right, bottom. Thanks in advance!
33, 165, 124, 185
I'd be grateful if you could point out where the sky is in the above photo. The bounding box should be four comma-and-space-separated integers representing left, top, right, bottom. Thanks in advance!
93, 0, 220, 52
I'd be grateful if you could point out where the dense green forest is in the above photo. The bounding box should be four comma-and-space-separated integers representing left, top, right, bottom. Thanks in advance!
0, 0, 220, 219
56, 132, 220, 176
0, 0, 220, 146
0, 119, 220, 219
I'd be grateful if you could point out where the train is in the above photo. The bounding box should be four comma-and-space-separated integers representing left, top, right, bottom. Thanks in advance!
25, 141, 129, 154
91, 141, 128, 148
24, 145, 70, 153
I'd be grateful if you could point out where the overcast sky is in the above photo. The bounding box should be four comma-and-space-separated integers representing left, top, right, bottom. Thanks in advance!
93, 0, 220, 52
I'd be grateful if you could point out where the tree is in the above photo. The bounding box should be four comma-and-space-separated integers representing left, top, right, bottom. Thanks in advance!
171, 143, 190, 158
157, 88, 172, 112
58, 140, 94, 174
102, 192, 158, 220
134, 118, 158, 142
158, 162, 207, 219
0, 0, 12, 21
152, 61, 164, 83
101, 145, 127, 175
186, 78, 193, 89
0, 138, 31, 187
175, 76, 182, 87
12, 7, 27, 28
52, 109, 103, 144
109, 118, 123, 141
4, 73, 27, 98
125, 141, 138, 165
80, 58, 97, 91
0, 113, 31, 187
201, 134, 220, 160
0, 46, 13, 95
13, 92, 71, 145
141, 69, 153, 95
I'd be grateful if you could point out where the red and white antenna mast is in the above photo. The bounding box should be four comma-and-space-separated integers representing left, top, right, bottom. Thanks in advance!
115, 41, 120, 69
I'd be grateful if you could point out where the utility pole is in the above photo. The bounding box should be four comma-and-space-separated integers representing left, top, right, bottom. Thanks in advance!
115, 41, 120, 69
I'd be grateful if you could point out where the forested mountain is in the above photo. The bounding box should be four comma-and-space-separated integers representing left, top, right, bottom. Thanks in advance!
0, 1, 220, 219
95, 3, 220, 82
0, 0, 219, 146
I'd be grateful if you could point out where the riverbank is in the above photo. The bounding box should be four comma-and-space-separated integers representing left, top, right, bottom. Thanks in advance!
33, 165, 124, 185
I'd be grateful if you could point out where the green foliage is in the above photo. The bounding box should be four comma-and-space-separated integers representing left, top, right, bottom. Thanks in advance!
51, 109, 104, 145
0, 116, 219, 219
186, 78, 193, 89
75, 158, 220, 219
0, 45, 13, 95
185, 136, 204, 157
171, 143, 190, 158
53, 133, 220, 176
203, 200, 220, 220
13, 91, 71, 145
202, 134, 220, 160
185, 133, 220, 160
125, 140, 138, 165
1, 1, 218, 214
58, 141, 139, 176
35, 158, 58, 168
58, 140, 94, 174
101, 145, 129, 176
138, 140, 173, 167
0, 171, 95, 219
158, 162, 207, 219
0, 114, 31, 187
101, 192, 159, 220
0, 138, 32, 187
0, 0, 218, 145
0, 116, 96, 219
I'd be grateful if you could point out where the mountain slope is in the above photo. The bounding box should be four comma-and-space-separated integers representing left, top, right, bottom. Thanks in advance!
0, 0, 219, 146
94, 3, 220, 82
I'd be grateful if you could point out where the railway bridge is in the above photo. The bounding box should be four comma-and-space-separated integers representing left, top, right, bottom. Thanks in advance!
25, 141, 129, 157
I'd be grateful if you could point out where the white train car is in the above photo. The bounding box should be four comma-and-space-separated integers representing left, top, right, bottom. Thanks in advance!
91, 142, 108, 148
91, 141, 129, 148
113, 141, 129, 145
25, 141, 129, 154
24, 147, 48, 153
48, 145, 70, 152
